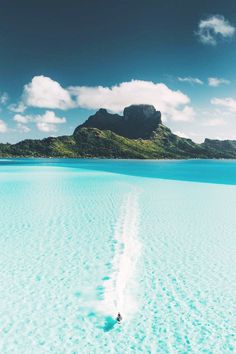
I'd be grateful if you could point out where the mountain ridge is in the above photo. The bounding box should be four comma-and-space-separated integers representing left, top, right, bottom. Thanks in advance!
1, 104, 236, 159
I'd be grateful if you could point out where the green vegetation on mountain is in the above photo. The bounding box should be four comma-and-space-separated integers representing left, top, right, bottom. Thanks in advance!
1, 104, 236, 159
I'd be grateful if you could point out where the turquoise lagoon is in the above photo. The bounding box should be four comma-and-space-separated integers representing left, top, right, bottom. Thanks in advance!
0, 159, 235, 353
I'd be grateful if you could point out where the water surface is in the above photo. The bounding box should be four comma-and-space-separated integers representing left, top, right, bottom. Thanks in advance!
0, 159, 235, 353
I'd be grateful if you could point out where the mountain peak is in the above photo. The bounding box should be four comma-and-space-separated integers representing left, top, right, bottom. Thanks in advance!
75, 104, 162, 139
123, 104, 158, 120
97, 108, 109, 114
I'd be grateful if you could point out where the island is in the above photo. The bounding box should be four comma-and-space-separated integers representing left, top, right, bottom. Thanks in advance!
1, 104, 236, 159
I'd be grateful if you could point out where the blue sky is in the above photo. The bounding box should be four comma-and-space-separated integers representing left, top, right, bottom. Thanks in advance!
0, 0, 236, 143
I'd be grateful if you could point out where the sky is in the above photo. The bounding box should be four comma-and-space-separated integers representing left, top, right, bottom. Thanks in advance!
0, 0, 236, 143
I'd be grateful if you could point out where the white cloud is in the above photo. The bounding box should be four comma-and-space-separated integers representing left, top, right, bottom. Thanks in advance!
36, 122, 57, 132
211, 97, 236, 112
23, 75, 75, 109
36, 111, 66, 132
173, 130, 189, 139
208, 77, 230, 87
163, 105, 196, 122
13, 113, 31, 124
202, 118, 226, 126
12, 77, 196, 122
17, 123, 31, 133
13, 110, 66, 132
196, 15, 235, 45
0, 92, 9, 105
69, 80, 195, 122
8, 102, 26, 113
0, 120, 7, 133
35, 110, 66, 124
178, 77, 204, 85
213, 134, 236, 141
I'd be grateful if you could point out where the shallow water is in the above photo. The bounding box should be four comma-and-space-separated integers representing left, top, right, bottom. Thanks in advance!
0, 160, 235, 353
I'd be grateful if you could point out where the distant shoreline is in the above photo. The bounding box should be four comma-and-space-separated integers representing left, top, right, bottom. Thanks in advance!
1, 156, 236, 161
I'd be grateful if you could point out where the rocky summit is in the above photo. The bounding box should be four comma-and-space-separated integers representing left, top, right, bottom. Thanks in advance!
77, 104, 162, 139
1, 104, 236, 159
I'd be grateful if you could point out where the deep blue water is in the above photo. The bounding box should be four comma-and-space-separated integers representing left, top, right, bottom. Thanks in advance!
1, 158, 236, 185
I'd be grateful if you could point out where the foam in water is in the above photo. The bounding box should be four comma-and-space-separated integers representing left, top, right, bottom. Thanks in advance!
97, 190, 141, 319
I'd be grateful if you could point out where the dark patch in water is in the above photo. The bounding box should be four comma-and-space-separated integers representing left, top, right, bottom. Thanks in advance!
74, 291, 81, 298
105, 262, 112, 269
96, 285, 104, 300
103, 316, 117, 332
88, 312, 96, 318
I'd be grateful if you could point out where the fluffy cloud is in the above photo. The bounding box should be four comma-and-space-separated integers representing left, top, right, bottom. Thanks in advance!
202, 118, 226, 126
0, 119, 7, 133
36, 110, 66, 124
13, 77, 196, 123
36, 122, 57, 132
23, 76, 74, 110
36, 111, 66, 132
17, 123, 31, 133
211, 97, 236, 112
0, 92, 9, 105
8, 102, 26, 113
166, 106, 196, 122
178, 77, 203, 85
196, 15, 235, 45
13, 110, 66, 132
14, 114, 30, 124
208, 77, 230, 87
70, 80, 195, 122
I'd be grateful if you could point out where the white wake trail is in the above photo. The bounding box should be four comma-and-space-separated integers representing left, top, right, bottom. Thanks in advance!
98, 191, 141, 318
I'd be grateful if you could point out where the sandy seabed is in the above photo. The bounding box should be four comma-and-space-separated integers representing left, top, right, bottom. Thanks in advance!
0, 163, 235, 353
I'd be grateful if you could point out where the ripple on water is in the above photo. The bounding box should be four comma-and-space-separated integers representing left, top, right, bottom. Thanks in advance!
0, 165, 235, 353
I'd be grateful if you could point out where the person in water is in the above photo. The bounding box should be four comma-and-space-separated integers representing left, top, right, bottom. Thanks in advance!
116, 313, 122, 323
